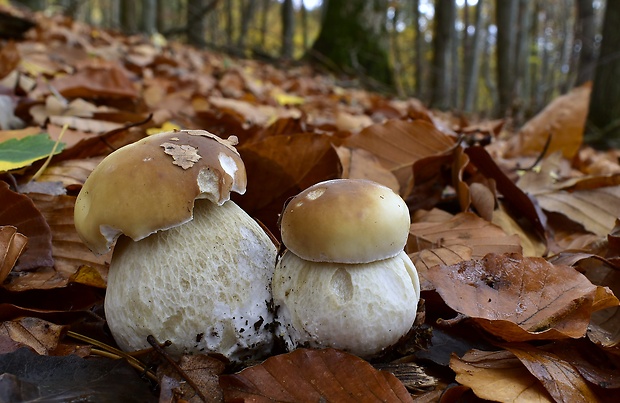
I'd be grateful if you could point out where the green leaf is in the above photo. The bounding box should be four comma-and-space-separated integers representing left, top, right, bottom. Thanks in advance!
0, 133, 65, 172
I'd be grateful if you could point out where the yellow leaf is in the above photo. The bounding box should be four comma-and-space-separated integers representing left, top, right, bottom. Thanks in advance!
273, 92, 305, 106
146, 121, 181, 135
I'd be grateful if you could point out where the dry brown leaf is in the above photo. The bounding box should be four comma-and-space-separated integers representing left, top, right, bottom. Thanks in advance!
407, 212, 522, 259
220, 348, 413, 403
492, 204, 547, 257
507, 83, 591, 160
450, 349, 553, 402
0, 181, 53, 272
235, 133, 341, 235
409, 245, 473, 292
47, 60, 138, 100
35, 157, 104, 190
0, 317, 65, 355
546, 340, 620, 389
158, 354, 226, 403
505, 343, 602, 403
0, 226, 27, 282
0, 40, 20, 79
335, 146, 400, 193
536, 187, 620, 237
3, 193, 110, 291
427, 253, 619, 341
344, 119, 456, 191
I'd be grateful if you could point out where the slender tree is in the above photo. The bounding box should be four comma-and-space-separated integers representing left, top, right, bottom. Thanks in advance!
187, 0, 206, 48
575, 0, 597, 85
238, 0, 258, 49
413, 0, 424, 98
463, 0, 485, 113
281, 0, 295, 59
586, 0, 620, 148
141, 0, 157, 35
309, 0, 394, 87
430, 0, 456, 110
495, 0, 519, 118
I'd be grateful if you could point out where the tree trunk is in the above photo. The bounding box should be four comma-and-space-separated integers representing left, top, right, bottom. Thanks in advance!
463, 0, 485, 113
309, 0, 393, 87
301, 0, 309, 50
413, 0, 424, 99
495, 0, 519, 118
260, 0, 269, 47
513, 0, 532, 124
120, 0, 138, 34
430, 0, 456, 110
281, 0, 295, 59
226, 0, 234, 48
14, 0, 45, 11
141, 0, 157, 35
390, 4, 405, 96
575, 0, 597, 85
187, 0, 206, 48
156, 0, 166, 33
238, 0, 257, 49
586, 0, 620, 148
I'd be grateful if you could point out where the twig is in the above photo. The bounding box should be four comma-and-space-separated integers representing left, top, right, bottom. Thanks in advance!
147, 335, 208, 402
66, 331, 157, 381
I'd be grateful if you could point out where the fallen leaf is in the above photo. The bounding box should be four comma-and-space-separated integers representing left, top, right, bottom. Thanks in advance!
47, 60, 139, 100
345, 119, 456, 191
427, 253, 619, 341
0, 317, 64, 355
234, 133, 341, 235
505, 343, 602, 403
335, 146, 400, 193
0, 226, 27, 283
450, 349, 553, 402
157, 354, 226, 403
507, 83, 591, 160
0, 133, 65, 171
0, 182, 53, 272
8, 193, 110, 290
220, 348, 413, 402
407, 212, 522, 259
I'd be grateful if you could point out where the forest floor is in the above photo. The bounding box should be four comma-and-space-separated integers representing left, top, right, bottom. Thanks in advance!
1, 6, 620, 403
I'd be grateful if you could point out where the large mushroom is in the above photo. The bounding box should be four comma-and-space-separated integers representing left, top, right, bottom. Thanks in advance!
273, 179, 420, 358
74, 130, 278, 362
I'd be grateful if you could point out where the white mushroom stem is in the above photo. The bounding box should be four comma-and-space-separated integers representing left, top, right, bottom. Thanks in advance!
272, 250, 420, 358
105, 199, 277, 362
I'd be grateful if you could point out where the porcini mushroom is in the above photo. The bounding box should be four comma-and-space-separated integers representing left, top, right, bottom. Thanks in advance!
74, 130, 278, 361
273, 179, 420, 358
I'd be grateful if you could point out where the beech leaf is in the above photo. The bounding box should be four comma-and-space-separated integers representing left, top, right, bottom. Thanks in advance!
407, 211, 522, 259
0, 182, 53, 272
0, 226, 27, 283
450, 349, 553, 402
220, 348, 413, 403
505, 343, 602, 403
427, 253, 619, 341
0, 133, 65, 172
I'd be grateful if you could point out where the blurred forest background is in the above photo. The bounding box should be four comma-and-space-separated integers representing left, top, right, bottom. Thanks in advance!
8, 0, 617, 143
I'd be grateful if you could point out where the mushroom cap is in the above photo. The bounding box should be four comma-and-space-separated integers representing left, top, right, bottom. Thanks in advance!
74, 130, 246, 255
279, 179, 410, 263
105, 199, 278, 361
272, 250, 420, 358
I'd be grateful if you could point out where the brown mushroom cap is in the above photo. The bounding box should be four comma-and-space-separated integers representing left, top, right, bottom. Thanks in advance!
74, 130, 246, 255
279, 179, 410, 263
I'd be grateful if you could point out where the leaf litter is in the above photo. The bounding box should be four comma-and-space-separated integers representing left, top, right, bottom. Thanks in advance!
0, 6, 619, 402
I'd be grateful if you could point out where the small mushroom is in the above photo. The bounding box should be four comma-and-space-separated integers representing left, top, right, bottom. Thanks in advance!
74, 130, 278, 361
273, 179, 420, 358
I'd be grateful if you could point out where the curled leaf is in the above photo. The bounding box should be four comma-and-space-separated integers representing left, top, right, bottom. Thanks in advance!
428, 253, 619, 341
